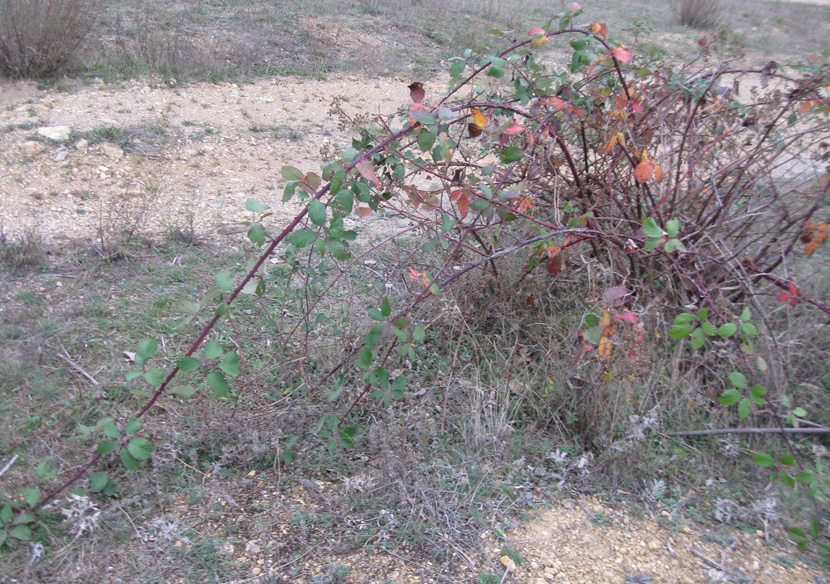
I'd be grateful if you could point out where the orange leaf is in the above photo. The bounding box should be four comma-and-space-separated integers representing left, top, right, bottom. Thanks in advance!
591, 22, 608, 39
471, 107, 488, 128
408, 82, 425, 104
806, 240, 819, 257
800, 100, 813, 114
408, 103, 427, 125
635, 160, 654, 182
600, 135, 618, 154
356, 207, 372, 217
548, 245, 562, 258
356, 158, 380, 188
542, 96, 566, 110
610, 46, 633, 64
516, 197, 534, 212
654, 164, 665, 183
817, 231, 828, 244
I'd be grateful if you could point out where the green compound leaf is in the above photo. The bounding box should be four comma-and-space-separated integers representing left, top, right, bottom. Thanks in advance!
669, 323, 692, 339
127, 437, 153, 461
248, 223, 266, 246
170, 385, 196, 398
90, 472, 108, 492
752, 452, 776, 468
22, 488, 40, 507
642, 217, 664, 238
125, 418, 142, 435
245, 198, 269, 212
208, 370, 229, 396
144, 368, 165, 388
738, 398, 752, 420
219, 351, 240, 377
215, 270, 234, 292
281, 166, 303, 181
413, 325, 426, 342
717, 389, 741, 406
97, 440, 118, 455
11, 525, 31, 541
203, 341, 223, 360
177, 357, 201, 372
308, 199, 327, 226
729, 371, 748, 389
289, 228, 316, 248
120, 449, 141, 470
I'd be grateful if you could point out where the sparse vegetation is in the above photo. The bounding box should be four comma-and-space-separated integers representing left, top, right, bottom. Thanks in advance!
0, 0, 102, 76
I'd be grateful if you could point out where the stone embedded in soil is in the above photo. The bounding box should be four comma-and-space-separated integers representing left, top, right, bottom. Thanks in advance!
37, 125, 72, 141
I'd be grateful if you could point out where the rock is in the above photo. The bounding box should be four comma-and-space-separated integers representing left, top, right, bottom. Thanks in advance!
101, 143, 124, 159
54, 148, 68, 161
31, 104, 50, 117
20, 141, 42, 156
37, 125, 72, 142
76, 139, 89, 150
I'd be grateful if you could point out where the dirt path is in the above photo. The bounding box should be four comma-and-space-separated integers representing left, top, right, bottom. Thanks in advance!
0, 74, 436, 245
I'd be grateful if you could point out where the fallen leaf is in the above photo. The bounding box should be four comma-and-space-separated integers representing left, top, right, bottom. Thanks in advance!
547, 255, 562, 275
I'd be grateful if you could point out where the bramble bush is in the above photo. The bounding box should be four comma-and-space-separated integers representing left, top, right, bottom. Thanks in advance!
2, 3, 829, 556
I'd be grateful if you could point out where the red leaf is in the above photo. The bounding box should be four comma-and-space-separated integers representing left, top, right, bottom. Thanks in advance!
408, 82, 425, 104
356, 158, 380, 188
614, 311, 639, 323
610, 46, 633, 64
528, 27, 546, 36
505, 124, 524, 135
789, 282, 799, 296
356, 207, 372, 217
457, 191, 472, 218
603, 285, 629, 303
547, 255, 562, 275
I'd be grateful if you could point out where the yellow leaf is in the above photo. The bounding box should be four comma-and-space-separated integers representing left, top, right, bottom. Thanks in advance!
471, 107, 488, 128
598, 336, 613, 358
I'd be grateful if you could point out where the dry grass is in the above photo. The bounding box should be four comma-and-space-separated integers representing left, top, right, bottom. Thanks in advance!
676, 0, 722, 27
0, 0, 102, 76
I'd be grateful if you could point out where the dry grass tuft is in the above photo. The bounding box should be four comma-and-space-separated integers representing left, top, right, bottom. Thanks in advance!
0, 0, 102, 76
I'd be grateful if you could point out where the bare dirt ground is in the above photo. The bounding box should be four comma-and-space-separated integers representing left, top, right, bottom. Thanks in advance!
1, 74, 827, 583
